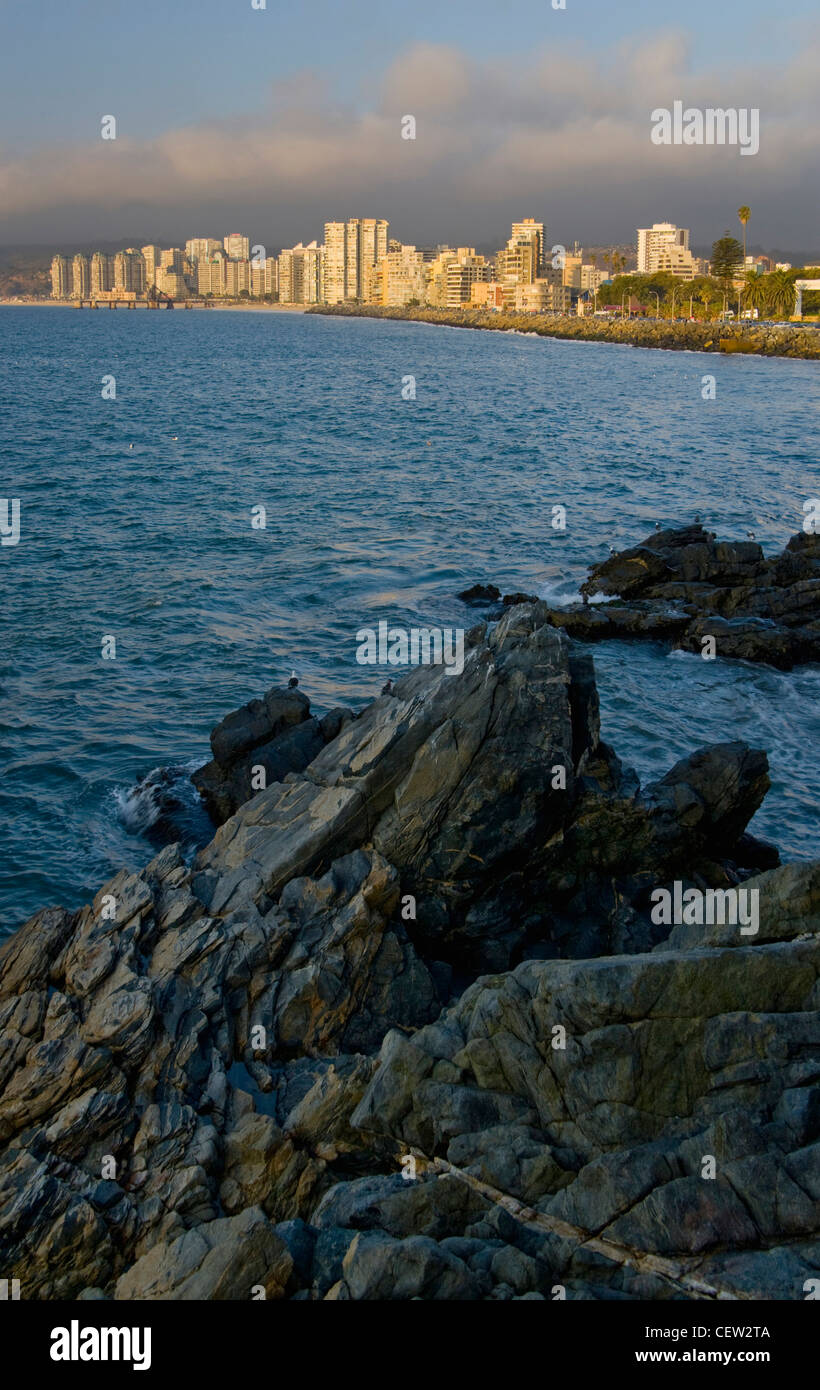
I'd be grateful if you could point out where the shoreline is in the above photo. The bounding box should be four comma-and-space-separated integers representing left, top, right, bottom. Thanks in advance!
0, 299, 307, 313
307, 304, 820, 360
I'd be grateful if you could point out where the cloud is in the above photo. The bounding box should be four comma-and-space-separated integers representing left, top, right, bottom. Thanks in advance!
1, 33, 818, 250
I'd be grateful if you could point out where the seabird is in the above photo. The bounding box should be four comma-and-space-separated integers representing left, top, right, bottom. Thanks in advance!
746, 530, 756, 540
654, 521, 661, 530
609, 545, 617, 555
288, 671, 298, 688
381, 679, 394, 696
694, 513, 701, 523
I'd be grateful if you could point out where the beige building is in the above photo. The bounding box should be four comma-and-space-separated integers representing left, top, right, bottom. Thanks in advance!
141, 245, 161, 289
509, 219, 545, 277
50, 255, 72, 299
223, 233, 250, 260
113, 249, 146, 294
249, 258, 277, 298
186, 238, 221, 263
365, 244, 426, 307
225, 260, 250, 297
425, 248, 491, 307
72, 254, 90, 298
89, 252, 113, 296
197, 251, 227, 296
637, 223, 693, 275
323, 218, 388, 303
470, 281, 505, 310
496, 220, 544, 290
278, 243, 324, 303
580, 264, 608, 292
514, 279, 572, 313
562, 253, 583, 288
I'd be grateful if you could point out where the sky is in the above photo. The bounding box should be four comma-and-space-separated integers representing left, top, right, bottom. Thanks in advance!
0, 0, 818, 255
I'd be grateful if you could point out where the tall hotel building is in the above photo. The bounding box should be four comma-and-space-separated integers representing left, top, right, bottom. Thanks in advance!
323, 219, 388, 303
141, 246, 161, 289
278, 243, 324, 304
223, 233, 250, 260
509, 219, 546, 277
72, 253, 91, 298
186, 238, 222, 263
50, 255, 72, 298
113, 249, 146, 294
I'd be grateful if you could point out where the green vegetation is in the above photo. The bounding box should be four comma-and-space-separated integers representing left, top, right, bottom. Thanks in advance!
711, 231, 744, 283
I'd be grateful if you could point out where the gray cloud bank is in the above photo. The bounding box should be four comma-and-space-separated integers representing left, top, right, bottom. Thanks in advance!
1, 32, 818, 250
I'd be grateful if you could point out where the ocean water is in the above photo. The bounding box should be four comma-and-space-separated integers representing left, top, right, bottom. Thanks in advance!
1, 305, 819, 938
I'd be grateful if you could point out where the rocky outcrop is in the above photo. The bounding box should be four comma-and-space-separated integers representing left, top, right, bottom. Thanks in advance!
1, 602, 817, 1300
192, 685, 353, 824
461, 526, 820, 669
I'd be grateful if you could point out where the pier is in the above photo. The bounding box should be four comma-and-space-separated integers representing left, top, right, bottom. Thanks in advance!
74, 297, 212, 309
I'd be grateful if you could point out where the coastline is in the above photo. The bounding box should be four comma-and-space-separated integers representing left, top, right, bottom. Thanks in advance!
0, 299, 307, 313
307, 303, 820, 360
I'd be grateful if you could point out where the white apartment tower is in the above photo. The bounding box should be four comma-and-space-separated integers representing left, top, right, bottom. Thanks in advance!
637, 223, 690, 273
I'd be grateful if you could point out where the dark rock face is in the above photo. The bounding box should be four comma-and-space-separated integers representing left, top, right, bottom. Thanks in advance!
192, 686, 353, 825
577, 527, 820, 668
461, 527, 820, 669
1, 603, 817, 1300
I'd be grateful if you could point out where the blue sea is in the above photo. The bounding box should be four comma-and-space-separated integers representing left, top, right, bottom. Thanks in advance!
1, 305, 819, 938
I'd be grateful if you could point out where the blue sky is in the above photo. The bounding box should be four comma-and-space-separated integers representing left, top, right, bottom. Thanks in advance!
1, 0, 818, 252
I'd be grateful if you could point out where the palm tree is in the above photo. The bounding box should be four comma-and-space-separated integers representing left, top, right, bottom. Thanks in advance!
737, 206, 751, 263
743, 273, 767, 316
765, 269, 797, 320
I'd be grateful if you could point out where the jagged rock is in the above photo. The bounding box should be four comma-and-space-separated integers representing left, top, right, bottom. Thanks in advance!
461, 527, 820, 668
113, 1205, 292, 1300
192, 685, 353, 824
1, 599, 818, 1301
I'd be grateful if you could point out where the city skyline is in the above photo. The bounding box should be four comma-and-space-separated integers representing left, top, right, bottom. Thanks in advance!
1, 2, 818, 251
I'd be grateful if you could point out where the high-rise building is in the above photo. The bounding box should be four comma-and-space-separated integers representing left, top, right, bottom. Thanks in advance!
113, 249, 146, 294
50, 255, 72, 299
223, 233, 250, 261
89, 252, 114, 296
197, 250, 227, 296
322, 219, 388, 303
249, 258, 277, 298
278, 243, 324, 303
496, 241, 538, 287
186, 238, 222, 263
225, 260, 251, 297
141, 245, 161, 289
72, 254, 90, 298
637, 223, 691, 274
510, 219, 546, 277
